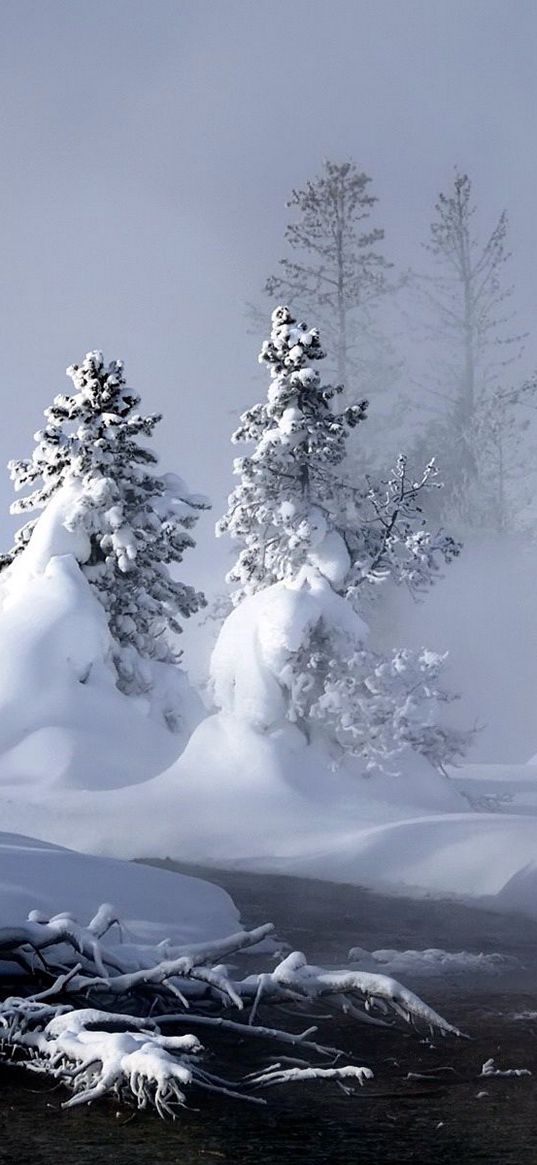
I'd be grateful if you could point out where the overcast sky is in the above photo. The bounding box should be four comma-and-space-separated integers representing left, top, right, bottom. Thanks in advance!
1, 0, 536, 586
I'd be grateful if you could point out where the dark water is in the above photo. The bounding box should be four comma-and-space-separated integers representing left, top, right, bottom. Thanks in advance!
1, 862, 537, 1165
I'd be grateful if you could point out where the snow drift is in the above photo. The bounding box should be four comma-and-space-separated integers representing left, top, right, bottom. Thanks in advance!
0, 831, 240, 954
0, 487, 202, 789
212, 571, 368, 732
0, 462, 536, 930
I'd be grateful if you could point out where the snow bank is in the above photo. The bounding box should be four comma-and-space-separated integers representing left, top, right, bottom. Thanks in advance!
254, 812, 537, 904
0, 554, 191, 788
0, 492, 536, 930
0, 724, 537, 923
212, 573, 368, 730
348, 946, 518, 978
0, 832, 240, 949
0, 488, 202, 789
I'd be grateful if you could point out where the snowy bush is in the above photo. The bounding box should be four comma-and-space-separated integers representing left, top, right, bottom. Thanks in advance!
211, 576, 470, 772
301, 641, 470, 773
2, 351, 208, 700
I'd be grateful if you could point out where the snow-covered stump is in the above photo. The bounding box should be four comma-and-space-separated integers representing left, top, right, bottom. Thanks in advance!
0, 905, 461, 1118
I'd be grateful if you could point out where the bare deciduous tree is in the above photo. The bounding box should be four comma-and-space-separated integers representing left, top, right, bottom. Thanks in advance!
414, 171, 529, 530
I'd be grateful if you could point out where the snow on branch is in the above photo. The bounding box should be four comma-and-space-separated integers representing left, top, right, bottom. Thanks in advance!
0, 903, 461, 1118
2, 351, 208, 712
347, 454, 460, 595
214, 307, 469, 774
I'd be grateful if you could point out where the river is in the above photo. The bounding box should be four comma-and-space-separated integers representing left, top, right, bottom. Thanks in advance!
1, 861, 536, 1164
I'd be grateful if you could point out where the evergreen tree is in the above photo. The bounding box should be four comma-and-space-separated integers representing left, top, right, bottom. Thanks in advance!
3, 351, 208, 695
217, 308, 468, 773
412, 171, 529, 530
217, 306, 366, 596
264, 160, 395, 403
218, 306, 457, 605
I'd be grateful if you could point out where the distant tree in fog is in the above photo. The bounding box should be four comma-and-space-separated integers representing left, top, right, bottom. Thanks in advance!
414, 171, 529, 532
264, 160, 397, 408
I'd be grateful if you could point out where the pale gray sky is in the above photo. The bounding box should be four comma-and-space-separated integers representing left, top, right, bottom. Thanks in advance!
1, 0, 536, 587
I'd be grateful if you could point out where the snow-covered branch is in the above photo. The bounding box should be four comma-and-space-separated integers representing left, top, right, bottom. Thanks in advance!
0, 903, 460, 1118
215, 306, 468, 773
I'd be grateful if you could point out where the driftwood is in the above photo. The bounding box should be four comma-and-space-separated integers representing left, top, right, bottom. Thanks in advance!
0, 905, 460, 1118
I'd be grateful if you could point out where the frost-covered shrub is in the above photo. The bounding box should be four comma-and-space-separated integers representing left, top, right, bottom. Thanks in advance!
3, 351, 208, 698
211, 577, 470, 773
293, 633, 470, 773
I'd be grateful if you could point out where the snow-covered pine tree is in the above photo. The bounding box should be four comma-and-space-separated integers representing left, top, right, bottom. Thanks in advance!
218, 306, 458, 604
216, 307, 469, 773
3, 351, 208, 698
217, 306, 366, 595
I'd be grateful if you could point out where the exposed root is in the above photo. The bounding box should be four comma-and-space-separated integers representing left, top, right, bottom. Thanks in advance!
0, 904, 461, 1117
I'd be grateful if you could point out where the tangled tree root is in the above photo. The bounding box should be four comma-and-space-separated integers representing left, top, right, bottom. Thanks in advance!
0, 905, 461, 1117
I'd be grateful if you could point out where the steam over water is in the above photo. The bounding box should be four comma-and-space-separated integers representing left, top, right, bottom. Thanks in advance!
3, 864, 537, 1165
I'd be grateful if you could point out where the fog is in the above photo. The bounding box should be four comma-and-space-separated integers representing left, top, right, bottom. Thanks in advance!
1, 0, 537, 760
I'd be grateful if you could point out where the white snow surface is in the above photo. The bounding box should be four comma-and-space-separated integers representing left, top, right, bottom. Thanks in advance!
0, 832, 240, 951
0, 493, 202, 789
211, 572, 368, 730
1, 716, 537, 924
0, 532, 537, 926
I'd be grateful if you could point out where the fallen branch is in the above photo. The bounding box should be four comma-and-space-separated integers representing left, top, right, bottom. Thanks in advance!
0, 903, 461, 1118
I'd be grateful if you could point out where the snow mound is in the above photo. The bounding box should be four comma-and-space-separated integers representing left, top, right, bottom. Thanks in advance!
212, 573, 367, 730
1, 734, 537, 925
252, 812, 537, 905
0, 496, 535, 929
0, 712, 464, 860
0, 832, 240, 949
348, 946, 518, 978
0, 544, 201, 790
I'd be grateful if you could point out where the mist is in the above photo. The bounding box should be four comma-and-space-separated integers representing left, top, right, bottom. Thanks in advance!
1, 0, 537, 761
4, 11, 537, 1152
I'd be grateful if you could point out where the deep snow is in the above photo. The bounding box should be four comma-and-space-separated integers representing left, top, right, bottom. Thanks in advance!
0, 832, 241, 961
0, 526, 536, 927
0, 491, 203, 789
0, 723, 537, 924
